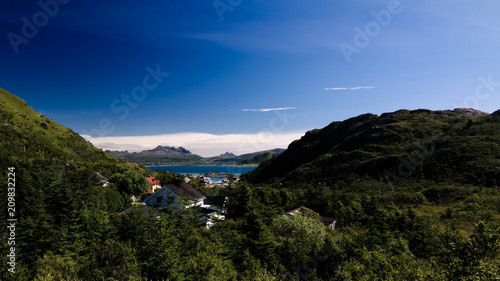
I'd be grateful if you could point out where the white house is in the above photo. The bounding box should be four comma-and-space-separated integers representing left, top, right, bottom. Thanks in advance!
143, 183, 208, 209
142, 183, 225, 227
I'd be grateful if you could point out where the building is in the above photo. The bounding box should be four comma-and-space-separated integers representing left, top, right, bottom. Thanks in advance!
142, 183, 225, 227
146, 177, 161, 193
95, 172, 109, 187
285, 206, 337, 229
143, 183, 206, 209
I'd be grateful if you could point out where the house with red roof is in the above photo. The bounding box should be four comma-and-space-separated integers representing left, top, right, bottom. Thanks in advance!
146, 177, 161, 193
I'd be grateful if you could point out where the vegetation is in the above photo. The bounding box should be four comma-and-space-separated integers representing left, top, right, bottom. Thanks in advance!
107, 147, 285, 166
106, 146, 204, 165
1, 89, 499, 280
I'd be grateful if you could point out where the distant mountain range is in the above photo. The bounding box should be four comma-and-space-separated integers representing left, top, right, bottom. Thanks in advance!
105, 146, 285, 166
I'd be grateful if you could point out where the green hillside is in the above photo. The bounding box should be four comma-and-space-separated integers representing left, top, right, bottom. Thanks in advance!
246, 108, 500, 186
1, 88, 498, 280
0, 88, 120, 166
236, 149, 284, 165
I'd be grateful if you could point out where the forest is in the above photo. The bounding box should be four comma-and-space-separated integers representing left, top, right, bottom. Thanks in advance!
1, 162, 499, 280
1, 90, 499, 280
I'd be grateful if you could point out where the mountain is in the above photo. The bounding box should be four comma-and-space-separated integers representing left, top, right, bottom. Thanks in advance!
106, 147, 285, 166
244, 108, 500, 186
204, 149, 285, 165
236, 149, 285, 165
0, 87, 126, 168
106, 145, 203, 165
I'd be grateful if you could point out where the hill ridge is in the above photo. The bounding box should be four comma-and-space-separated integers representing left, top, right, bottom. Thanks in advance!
245, 108, 500, 187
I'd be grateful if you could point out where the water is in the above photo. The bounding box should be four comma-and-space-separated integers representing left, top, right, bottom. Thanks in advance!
146, 165, 257, 175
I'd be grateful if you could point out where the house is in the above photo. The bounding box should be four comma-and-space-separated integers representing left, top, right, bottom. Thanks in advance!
320, 216, 337, 229
143, 183, 207, 209
285, 207, 337, 230
146, 177, 161, 193
95, 172, 109, 187
142, 183, 225, 227
203, 196, 226, 228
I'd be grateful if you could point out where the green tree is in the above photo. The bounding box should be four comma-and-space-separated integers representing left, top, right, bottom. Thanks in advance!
109, 171, 148, 196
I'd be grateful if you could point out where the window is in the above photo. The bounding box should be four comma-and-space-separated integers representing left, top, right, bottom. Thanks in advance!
167, 196, 175, 204
156, 197, 163, 203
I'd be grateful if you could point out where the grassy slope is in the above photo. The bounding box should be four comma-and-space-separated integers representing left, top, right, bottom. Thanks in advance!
0, 87, 144, 173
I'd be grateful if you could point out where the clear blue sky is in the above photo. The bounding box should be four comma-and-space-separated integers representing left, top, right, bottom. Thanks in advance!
1, 0, 500, 155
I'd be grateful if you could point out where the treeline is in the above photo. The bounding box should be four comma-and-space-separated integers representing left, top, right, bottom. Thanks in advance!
1, 163, 499, 280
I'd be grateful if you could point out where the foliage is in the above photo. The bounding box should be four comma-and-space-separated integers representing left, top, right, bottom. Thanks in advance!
1, 90, 500, 280
109, 170, 149, 196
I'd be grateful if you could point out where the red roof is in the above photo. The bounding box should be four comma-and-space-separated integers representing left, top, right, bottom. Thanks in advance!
146, 177, 160, 185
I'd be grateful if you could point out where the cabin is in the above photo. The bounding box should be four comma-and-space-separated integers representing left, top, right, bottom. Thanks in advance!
146, 177, 161, 193
285, 206, 337, 229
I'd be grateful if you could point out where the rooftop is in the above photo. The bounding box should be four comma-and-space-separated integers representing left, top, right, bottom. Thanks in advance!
166, 183, 206, 199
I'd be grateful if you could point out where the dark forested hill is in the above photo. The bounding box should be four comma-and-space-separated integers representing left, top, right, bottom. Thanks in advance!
245, 108, 500, 186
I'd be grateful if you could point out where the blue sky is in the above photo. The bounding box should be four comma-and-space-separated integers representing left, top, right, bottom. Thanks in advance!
1, 0, 500, 156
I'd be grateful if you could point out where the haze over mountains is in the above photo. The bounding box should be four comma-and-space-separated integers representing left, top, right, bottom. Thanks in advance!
105, 146, 285, 166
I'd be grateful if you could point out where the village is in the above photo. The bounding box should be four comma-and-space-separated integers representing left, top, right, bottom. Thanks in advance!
96, 171, 338, 229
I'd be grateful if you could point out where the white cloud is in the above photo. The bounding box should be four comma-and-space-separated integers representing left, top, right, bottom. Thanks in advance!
242, 107, 296, 112
82, 131, 304, 157
325, 86, 376, 91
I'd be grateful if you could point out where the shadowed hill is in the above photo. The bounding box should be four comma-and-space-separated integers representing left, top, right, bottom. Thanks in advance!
244, 108, 500, 187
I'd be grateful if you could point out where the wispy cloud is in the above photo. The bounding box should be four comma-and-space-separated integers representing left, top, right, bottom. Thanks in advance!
82, 131, 303, 157
325, 86, 376, 91
242, 107, 296, 112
